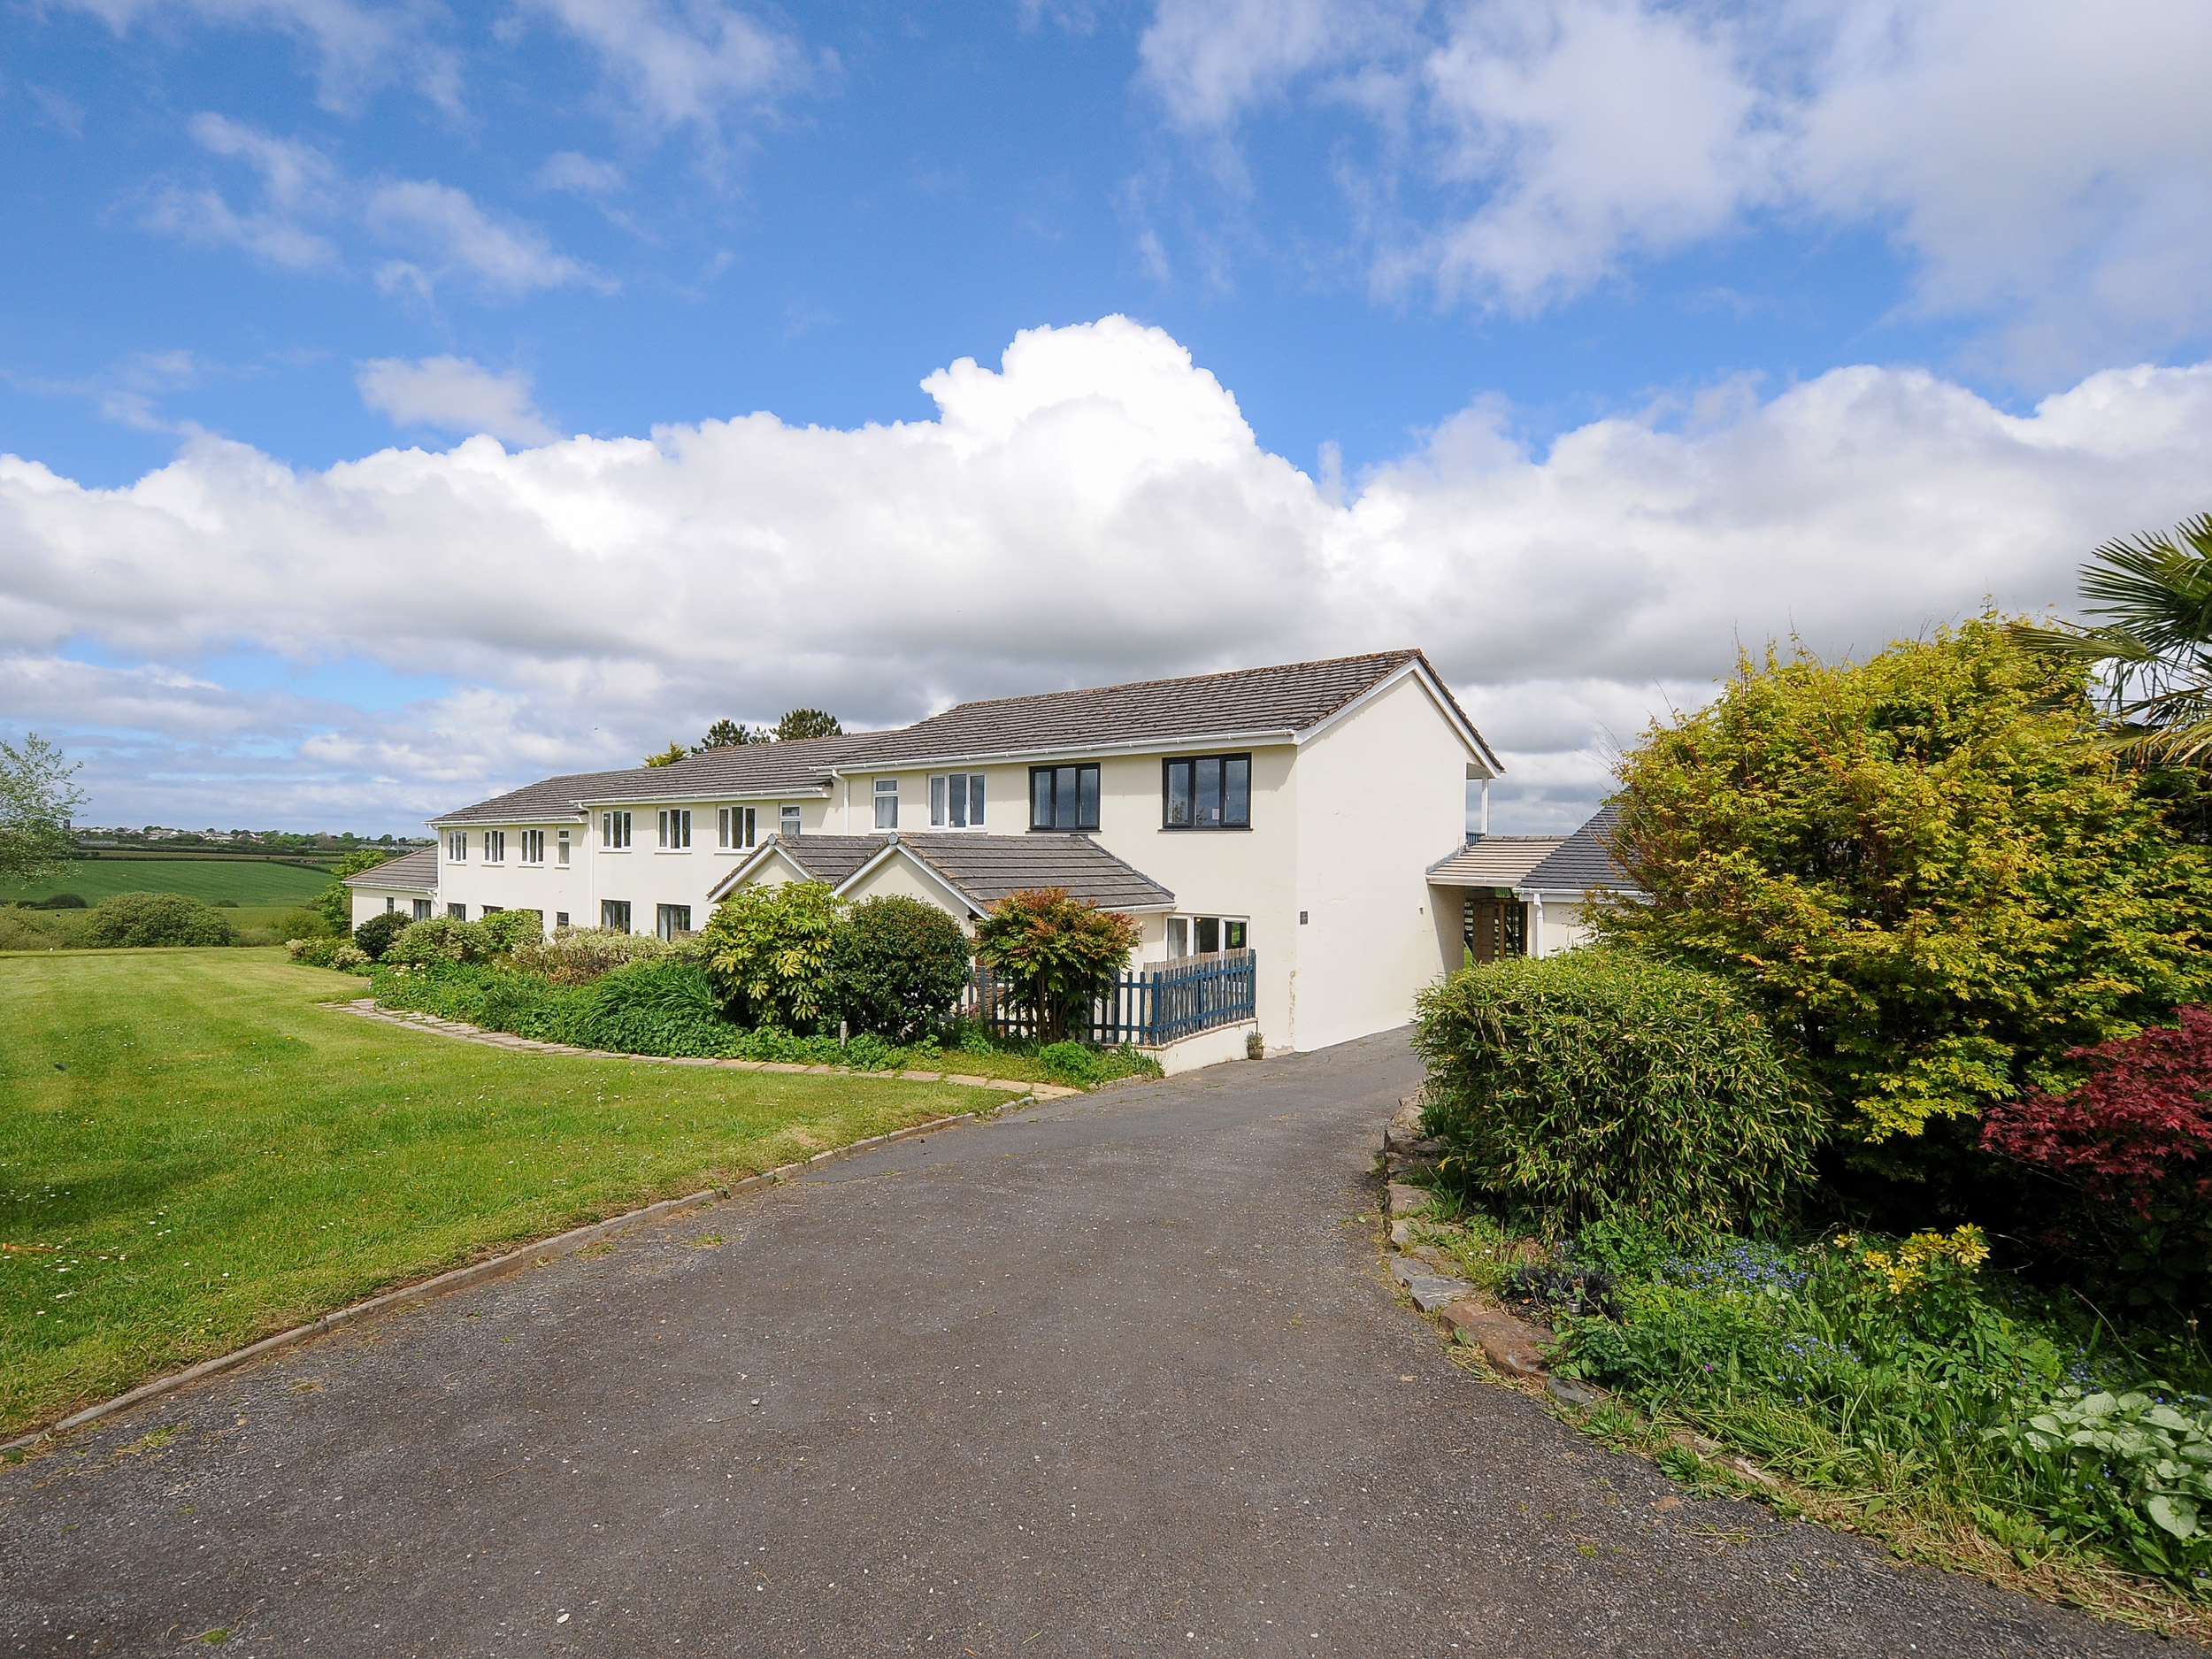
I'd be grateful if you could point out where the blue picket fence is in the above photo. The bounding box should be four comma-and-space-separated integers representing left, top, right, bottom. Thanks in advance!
965, 950, 1256, 1046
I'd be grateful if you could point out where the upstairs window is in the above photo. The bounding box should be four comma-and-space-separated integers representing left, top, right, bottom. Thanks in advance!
557, 828, 571, 866
930, 773, 986, 829
446, 831, 467, 862
718, 806, 757, 849
483, 830, 506, 863
1030, 764, 1100, 832
601, 810, 632, 849
780, 805, 802, 839
521, 829, 545, 864
874, 777, 899, 830
1164, 754, 1250, 830
658, 809, 691, 849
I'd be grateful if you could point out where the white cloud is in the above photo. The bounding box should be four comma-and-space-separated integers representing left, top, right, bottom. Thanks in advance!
1139, 0, 2212, 367
357, 357, 560, 445
140, 114, 341, 270
4, 318, 2211, 832
524, 0, 818, 140
536, 150, 626, 195
61, 0, 461, 112
364, 180, 612, 296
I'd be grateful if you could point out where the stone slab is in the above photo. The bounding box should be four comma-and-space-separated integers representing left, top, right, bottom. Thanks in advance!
1388, 1255, 1477, 1312
1436, 1298, 1553, 1379
1385, 1182, 1428, 1217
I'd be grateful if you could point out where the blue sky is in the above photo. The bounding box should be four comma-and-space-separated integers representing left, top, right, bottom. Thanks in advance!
5, 0, 2212, 833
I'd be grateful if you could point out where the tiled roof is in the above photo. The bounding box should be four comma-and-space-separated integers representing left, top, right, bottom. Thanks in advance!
726, 832, 1174, 915
1517, 804, 1639, 896
341, 847, 440, 890
897, 833, 1174, 913
837, 650, 1490, 767
1425, 835, 1568, 887
430, 735, 864, 825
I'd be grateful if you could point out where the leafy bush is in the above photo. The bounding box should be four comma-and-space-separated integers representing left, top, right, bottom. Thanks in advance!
288, 936, 338, 966
479, 909, 547, 952
276, 904, 332, 941
832, 895, 972, 1042
329, 943, 371, 972
571, 958, 732, 1056
697, 879, 845, 1029
82, 891, 236, 948
510, 926, 671, 985
1037, 1040, 1098, 1085
384, 916, 501, 966
972, 887, 1141, 1043
1990, 1388, 2212, 1578
34, 893, 87, 910
1983, 1009, 2212, 1315
352, 910, 413, 961
1413, 949, 1822, 1237
841, 1031, 895, 1071
1599, 618, 2212, 1150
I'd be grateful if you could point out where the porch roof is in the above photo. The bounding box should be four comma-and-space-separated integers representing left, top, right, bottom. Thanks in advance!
340, 847, 440, 893
1425, 834, 1566, 888
709, 832, 1174, 917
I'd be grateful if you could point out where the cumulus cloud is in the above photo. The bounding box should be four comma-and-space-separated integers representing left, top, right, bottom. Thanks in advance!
356, 356, 560, 444
4, 318, 2209, 832
1140, 0, 2212, 368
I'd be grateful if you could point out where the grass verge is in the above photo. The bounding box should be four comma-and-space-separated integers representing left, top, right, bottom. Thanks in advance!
2, 948, 1003, 1439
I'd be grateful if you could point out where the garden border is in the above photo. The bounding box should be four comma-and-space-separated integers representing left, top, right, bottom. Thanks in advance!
330, 997, 1085, 1098
0, 1096, 1028, 1458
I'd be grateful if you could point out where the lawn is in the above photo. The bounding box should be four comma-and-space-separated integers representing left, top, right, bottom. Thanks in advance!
0, 949, 1000, 1439
0, 855, 336, 909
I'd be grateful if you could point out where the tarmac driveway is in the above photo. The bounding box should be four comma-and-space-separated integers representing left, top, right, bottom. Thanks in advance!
0, 1031, 2168, 1656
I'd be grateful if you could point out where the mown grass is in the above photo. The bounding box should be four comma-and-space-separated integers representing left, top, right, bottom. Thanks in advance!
0, 948, 1002, 1438
0, 856, 334, 908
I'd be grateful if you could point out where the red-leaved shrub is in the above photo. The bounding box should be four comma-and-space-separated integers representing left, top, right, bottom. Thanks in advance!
1982, 1008, 2212, 1217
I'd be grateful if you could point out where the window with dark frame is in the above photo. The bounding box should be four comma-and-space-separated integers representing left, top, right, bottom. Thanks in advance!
1029, 763, 1100, 832
602, 899, 632, 933
1163, 754, 1250, 829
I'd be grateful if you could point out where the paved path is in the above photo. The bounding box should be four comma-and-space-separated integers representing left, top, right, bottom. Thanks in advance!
1, 1033, 2167, 1656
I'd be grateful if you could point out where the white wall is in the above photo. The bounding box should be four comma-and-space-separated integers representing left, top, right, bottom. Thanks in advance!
1291, 672, 1478, 1050
349, 886, 434, 929
1525, 895, 1595, 957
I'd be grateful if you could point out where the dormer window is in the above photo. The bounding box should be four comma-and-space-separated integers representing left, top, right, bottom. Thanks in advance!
1030, 764, 1099, 832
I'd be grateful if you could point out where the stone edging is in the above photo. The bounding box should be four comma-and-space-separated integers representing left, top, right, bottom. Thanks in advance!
0, 1099, 1023, 1459
333, 998, 1083, 1100
1379, 1097, 1596, 1407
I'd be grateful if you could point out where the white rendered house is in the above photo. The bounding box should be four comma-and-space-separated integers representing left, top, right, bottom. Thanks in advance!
363, 650, 1518, 1056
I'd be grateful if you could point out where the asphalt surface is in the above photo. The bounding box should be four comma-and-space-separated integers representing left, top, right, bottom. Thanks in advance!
1, 1031, 2172, 1657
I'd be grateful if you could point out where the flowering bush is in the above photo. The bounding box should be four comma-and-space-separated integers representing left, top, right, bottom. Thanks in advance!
509, 926, 672, 986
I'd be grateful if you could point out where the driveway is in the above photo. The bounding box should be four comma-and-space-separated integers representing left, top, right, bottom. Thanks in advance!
1, 1032, 2165, 1656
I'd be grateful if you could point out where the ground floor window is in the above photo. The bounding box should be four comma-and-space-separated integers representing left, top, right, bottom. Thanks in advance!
483, 904, 503, 915
1166, 915, 1248, 957
602, 900, 632, 933
555, 910, 570, 928
447, 902, 466, 919
384, 896, 396, 912
657, 903, 693, 941
1463, 892, 1526, 963
413, 899, 432, 920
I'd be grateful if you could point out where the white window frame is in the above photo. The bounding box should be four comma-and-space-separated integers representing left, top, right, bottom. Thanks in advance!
557, 828, 571, 866
657, 808, 691, 850
780, 805, 802, 839
446, 831, 467, 862
874, 777, 899, 830
521, 829, 545, 864
601, 810, 632, 849
718, 805, 758, 850
484, 830, 505, 864
1166, 915, 1250, 959
928, 772, 987, 830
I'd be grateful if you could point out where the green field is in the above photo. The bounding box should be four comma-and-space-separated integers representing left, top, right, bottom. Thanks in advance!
0, 949, 997, 1438
0, 856, 336, 910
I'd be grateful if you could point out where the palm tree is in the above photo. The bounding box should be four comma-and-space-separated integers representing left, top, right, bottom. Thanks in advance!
2016, 513, 2212, 761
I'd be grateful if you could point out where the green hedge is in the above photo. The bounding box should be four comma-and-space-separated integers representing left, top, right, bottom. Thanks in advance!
1412, 949, 1822, 1237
